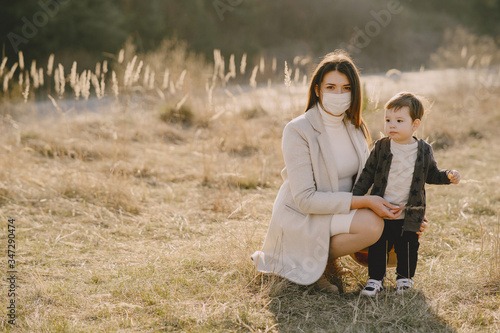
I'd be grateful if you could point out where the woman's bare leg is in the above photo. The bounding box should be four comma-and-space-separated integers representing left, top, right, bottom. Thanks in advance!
329, 208, 384, 259
316, 209, 383, 292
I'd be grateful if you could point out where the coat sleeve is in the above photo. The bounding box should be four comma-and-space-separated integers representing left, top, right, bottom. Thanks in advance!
352, 143, 378, 196
425, 145, 451, 185
282, 122, 353, 215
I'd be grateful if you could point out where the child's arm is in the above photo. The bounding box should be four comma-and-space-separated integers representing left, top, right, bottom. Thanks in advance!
425, 145, 456, 185
352, 146, 378, 196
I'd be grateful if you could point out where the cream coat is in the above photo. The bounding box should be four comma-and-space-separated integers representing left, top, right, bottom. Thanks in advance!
251, 104, 370, 285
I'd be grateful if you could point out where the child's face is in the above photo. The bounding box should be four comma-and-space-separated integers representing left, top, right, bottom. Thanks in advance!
384, 106, 420, 144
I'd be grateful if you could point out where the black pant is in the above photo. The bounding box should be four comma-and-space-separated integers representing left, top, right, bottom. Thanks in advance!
368, 219, 420, 281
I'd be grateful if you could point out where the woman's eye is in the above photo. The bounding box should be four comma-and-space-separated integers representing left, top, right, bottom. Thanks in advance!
343, 86, 352, 92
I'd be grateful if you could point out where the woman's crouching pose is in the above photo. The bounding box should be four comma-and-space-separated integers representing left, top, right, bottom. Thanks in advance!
251, 51, 407, 292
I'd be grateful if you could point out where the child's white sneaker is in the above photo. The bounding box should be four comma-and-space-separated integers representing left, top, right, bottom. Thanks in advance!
396, 278, 414, 294
360, 279, 384, 296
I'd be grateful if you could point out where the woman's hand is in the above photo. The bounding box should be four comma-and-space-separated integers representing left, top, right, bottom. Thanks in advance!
368, 196, 404, 219
416, 216, 428, 239
352, 195, 404, 219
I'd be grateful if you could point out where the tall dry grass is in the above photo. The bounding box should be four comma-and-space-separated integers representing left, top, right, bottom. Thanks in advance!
0, 40, 499, 331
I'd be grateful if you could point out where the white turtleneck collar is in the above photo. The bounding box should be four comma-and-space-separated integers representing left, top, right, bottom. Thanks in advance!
390, 138, 418, 152
316, 103, 358, 191
318, 103, 345, 128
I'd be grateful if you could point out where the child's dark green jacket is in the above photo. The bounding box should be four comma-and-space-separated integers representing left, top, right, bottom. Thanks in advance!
352, 137, 451, 232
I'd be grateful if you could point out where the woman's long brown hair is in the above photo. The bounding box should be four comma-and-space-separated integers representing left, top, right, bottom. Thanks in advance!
305, 50, 370, 141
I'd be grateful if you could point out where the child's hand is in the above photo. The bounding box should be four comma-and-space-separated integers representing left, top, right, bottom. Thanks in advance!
366, 196, 403, 219
447, 170, 460, 184
388, 204, 405, 216
416, 217, 428, 240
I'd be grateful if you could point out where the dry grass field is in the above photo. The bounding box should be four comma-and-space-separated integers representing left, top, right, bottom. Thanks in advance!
0, 49, 499, 332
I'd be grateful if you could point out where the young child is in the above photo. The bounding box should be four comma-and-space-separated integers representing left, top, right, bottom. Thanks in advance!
353, 92, 460, 296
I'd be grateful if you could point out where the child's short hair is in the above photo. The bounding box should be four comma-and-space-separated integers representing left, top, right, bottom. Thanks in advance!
385, 92, 424, 121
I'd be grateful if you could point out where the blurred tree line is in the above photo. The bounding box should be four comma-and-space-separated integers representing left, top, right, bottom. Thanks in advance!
1, 0, 499, 72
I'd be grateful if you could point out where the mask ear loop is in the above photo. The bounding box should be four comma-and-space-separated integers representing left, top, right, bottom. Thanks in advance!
344, 93, 352, 118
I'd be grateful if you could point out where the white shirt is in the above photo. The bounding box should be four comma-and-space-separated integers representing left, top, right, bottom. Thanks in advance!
319, 107, 359, 192
384, 139, 418, 218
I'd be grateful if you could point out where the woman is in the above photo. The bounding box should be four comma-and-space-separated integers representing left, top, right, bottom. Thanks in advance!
251, 50, 405, 292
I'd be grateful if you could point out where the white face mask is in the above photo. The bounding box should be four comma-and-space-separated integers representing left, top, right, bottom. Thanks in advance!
321, 92, 351, 116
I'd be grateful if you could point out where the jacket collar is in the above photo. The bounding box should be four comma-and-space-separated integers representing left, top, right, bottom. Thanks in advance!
305, 103, 353, 134
305, 104, 367, 190
305, 104, 326, 133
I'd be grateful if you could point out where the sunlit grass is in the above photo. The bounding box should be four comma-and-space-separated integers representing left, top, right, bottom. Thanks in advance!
0, 43, 499, 331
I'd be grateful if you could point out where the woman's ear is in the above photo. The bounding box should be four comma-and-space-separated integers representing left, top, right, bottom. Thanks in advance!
315, 84, 320, 98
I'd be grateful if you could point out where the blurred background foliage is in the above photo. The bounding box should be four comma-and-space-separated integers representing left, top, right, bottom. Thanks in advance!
1, 0, 499, 72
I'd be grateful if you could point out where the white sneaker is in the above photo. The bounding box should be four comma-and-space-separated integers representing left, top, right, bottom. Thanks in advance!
396, 278, 414, 294
361, 279, 384, 296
